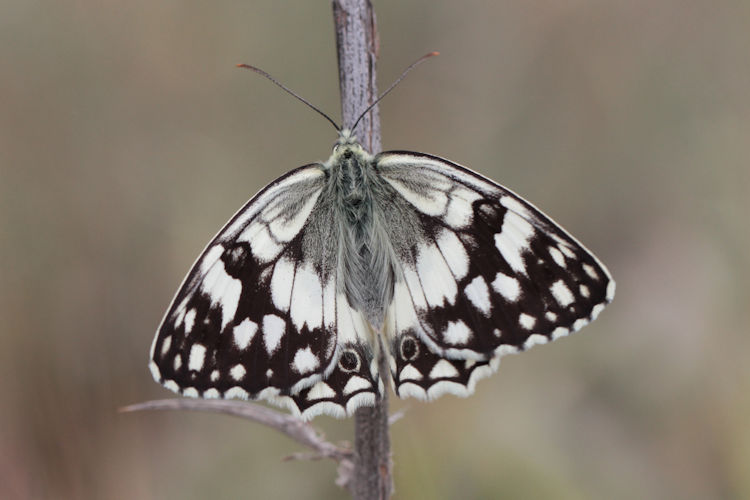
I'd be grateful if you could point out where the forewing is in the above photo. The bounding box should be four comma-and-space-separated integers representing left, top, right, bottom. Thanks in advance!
149, 164, 380, 419
376, 151, 615, 399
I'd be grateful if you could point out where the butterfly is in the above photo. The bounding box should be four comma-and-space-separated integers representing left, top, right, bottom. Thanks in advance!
149, 59, 615, 420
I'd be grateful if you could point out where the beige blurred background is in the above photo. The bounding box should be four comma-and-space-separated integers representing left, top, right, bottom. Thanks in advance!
2, 1, 749, 499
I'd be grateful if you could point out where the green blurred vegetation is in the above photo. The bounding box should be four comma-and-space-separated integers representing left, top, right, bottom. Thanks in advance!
1, 1, 748, 499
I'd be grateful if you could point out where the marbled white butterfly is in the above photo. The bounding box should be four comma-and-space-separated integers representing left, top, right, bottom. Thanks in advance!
149, 59, 615, 420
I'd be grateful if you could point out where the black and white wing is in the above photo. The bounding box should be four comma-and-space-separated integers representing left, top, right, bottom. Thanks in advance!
149, 165, 380, 420
375, 152, 615, 400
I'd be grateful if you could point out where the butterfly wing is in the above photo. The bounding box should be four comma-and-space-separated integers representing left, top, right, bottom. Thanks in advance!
149, 164, 380, 419
375, 151, 615, 400
389, 332, 499, 400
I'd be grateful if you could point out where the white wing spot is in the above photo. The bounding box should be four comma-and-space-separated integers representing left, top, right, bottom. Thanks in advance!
443, 190, 478, 228
188, 344, 206, 372
262, 314, 285, 355
230, 364, 246, 381
290, 263, 323, 331
164, 380, 179, 393
343, 376, 371, 395
548, 246, 566, 268
495, 344, 520, 357
271, 257, 295, 312
559, 244, 577, 259
346, 392, 376, 415
573, 318, 589, 331
149, 361, 161, 381
491, 272, 521, 302
579, 284, 590, 298
306, 381, 336, 400
233, 318, 258, 350
266, 369, 273, 378
464, 275, 491, 316
582, 263, 598, 280
519, 313, 536, 330
203, 388, 220, 399
173, 306, 186, 329
385, 177, 448, 216
210, 370, 219, 382
160, 335, 172, 357
493, 328, 502, 337
200, 260, 242, 332
173, 355, 182, 371
399, 365, 423, 381
184, 309, 196, 334
494, 211, 535, 275
416, 243, 458, 307
388, 281, 420, 337
336, 294, 370, 345
551, 327, 569, 339
429, 359, 459, 379
606, 280, 616, 301
398, 383, 427, 400
444, 320, 472, 345
499, 195, 530, 217
402, 267, 428, 310
239, 223, 284, 263
523, 334, 548, 349
591, 303, 605, 320
200, 245, 224, 274
545, 311, 558, 322
225, 387, 249, 399
550, 280, 575, 307
435, 229, 469, 280
183, 387, 199, 398
293, 346, 319, 374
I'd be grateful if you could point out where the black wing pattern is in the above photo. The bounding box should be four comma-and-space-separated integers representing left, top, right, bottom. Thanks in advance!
376, 152, 615, 400
149, 165, 380, 419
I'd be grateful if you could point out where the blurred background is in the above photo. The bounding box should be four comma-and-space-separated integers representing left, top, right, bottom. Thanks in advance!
2, 1, 748, 498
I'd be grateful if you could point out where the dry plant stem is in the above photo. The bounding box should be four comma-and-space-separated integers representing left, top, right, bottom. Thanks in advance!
333, 0, 381, 152
352, 355, 392, 499
121, 399, 352, 463
332, 1, 392, 499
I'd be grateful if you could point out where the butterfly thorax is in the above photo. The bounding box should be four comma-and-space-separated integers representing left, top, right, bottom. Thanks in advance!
323, 136, 396, 330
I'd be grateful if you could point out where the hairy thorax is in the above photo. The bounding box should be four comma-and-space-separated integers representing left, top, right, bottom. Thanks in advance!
324, 141, 396, 329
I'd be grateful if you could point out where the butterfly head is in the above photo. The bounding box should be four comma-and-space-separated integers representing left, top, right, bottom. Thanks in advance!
324, 129, 371, 169
336, 129, 359, 146
331, 129, 367, 154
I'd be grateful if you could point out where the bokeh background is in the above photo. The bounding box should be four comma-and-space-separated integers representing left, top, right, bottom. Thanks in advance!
2, 1, 749, 498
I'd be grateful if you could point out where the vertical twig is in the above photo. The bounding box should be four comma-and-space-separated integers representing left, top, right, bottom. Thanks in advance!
333, 0, 381, 152
332, 1, 392, 499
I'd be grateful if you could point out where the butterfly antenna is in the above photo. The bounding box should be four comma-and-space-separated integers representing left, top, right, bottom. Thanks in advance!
350, 51, 440, 133
237, 63, 341, 132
